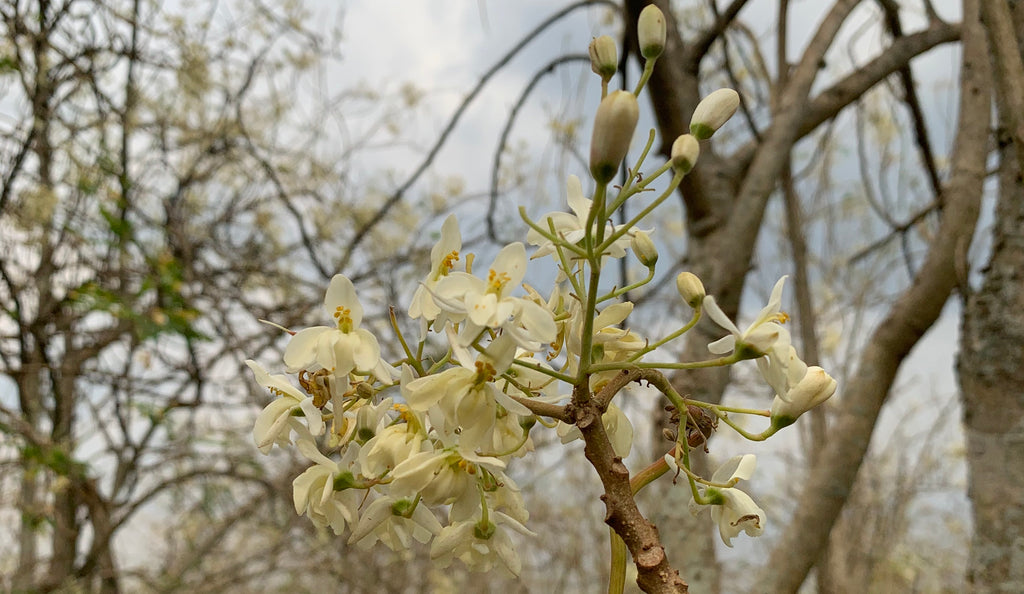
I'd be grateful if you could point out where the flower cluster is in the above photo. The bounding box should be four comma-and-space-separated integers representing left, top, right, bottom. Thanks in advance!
245, 5, 836, 583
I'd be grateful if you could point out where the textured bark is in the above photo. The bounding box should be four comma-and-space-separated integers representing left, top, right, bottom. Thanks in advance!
621, 1, 965, 591
623, 0, 732, 588
756, 0, 991, 590
959, 2, 1024, 590
577, 370, 689, 593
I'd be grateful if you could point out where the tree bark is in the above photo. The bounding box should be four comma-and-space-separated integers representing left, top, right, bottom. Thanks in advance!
757, 0, 991, 590
959, 2, 1024, 591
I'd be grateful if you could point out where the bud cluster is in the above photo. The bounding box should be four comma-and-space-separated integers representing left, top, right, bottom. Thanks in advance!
244, 6, 836, 583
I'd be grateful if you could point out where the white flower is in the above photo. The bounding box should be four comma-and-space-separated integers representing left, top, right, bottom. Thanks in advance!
390, 448, 505, 519
247, 360, 323, 454
496, 350, 561, 404
348, 495, 443, 551
434, 242, 525, 326
283, 274, 382, 379
292, 441, 361, 535
526, 175, 639, 261
431, 242, 556, 350
686, 454, 766, 547
359, 417, 425, 478
409, 214, 462, 323
771, 366, 837, 428
704, 276, 790, 359
403, 335, 531, 455
430, 511, 536, 577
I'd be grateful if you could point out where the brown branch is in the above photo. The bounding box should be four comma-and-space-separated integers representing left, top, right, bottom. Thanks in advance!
686, 0, 752, 68
573, 371, 687, 593
727, 20, 961, 182
980, 0, 1024, 177
506, 392, 572, 423
876, 0, 942, 198
757, 0, 991, 589
487, 53, 591, 243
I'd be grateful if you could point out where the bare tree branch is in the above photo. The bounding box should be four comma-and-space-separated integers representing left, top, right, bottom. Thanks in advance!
758, 0, 991, 588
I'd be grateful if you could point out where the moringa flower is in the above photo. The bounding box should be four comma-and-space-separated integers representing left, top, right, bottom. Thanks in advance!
703, 276, 792, 362
685, 454, 766, 547
284, 274, 382, 380
409, 214, 462, 324
431, 242, 555, 349
770, 366, 837, 429
430, 511, 536, 577
247, 359, 323, 454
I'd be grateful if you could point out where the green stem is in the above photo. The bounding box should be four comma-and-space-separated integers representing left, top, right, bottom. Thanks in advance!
684, 399, 770, 417
510, 357, 577, 385
629, 306, 702, 360
632, 58, 656, 95
598, 266, 655, 303
609, 528, 627, 594
518, 206, 588, 259
610, 129, 656, 203
630, 452, 671, 495
574, 262, 604, 398
389, 307, 424, 376
589, 353, 738, 373
596, 170, 682, 255
705, 406, 769, 441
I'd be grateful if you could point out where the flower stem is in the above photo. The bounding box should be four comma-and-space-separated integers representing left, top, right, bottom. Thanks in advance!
609, 529, 627, 594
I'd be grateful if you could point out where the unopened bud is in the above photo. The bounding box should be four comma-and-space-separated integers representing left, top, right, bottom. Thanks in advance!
670, 134, 700, 174
690, 88, 740, 140
589, 90, 639, 183
770, 367, 837, 429
589, 36, 618, 81
632, 231, 658, 267
638, 5, 666, 60
675, 271, 705, 308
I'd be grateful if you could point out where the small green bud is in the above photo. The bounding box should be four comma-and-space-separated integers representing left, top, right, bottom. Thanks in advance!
390, 498, 415, 517
632, 230, 658, 267
589, 90, 639, 183
675, 271, 705, 308
638, 5, 666, 60
589, 35, 618, 81
473, 520, 496, 540
690, 88, 740, 140
332, 470, 357, 491
670, 134, 700, 174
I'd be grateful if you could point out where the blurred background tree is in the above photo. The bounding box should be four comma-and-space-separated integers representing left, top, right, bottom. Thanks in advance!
2, 0, 1019, 592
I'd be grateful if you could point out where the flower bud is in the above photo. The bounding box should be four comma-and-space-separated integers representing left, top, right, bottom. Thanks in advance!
690, 88, 740, 140
770, 367, 837, 429
631, 230, 658, 267
670, 134, 700, 174
589, 90, 639, 183
638, 5, 666, 60
675, 271, 705, 308
589, 35, 618, 80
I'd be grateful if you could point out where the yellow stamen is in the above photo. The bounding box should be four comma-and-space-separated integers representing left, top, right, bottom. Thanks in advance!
487, 269, 511, 294
333, 306, 353, 332
440, 250, 459, 275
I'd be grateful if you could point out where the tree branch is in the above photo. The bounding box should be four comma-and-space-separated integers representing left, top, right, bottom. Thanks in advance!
757, 0, 991, 588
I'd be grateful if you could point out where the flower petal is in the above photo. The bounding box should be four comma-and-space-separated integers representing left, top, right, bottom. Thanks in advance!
325, 274, 363, 328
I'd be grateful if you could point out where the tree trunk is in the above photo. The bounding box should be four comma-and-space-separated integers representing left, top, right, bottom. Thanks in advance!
959, 2, 1024, 591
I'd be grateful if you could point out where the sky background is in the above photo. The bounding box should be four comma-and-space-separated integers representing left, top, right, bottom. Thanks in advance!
260, 0, 972, 573
0, 0, 972, 582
